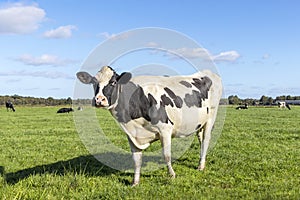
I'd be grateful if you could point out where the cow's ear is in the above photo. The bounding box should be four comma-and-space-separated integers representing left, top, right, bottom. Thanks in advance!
117, 72, 132, 84
76, 72, 97, 84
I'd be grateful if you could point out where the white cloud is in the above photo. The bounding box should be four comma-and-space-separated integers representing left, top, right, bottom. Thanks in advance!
100, 32, 117, 39
43, 25, 77, 39
99, 32, 132, 40
148, 45, 240, 63
146, 42, 160, 47
15, 54, 78, 66
0, 2, 46, 34
212, 51, 241, 62
169, 47, 210, 59
262, 53, 270, 59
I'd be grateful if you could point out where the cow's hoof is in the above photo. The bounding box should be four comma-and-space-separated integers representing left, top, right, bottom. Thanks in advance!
131, 182, 139, 187
197, 165, 205, 171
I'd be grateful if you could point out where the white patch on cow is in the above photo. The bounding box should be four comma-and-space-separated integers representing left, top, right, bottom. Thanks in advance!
119, 119, 159, 149
94, 66, 114, 106
95, 66, 114, 90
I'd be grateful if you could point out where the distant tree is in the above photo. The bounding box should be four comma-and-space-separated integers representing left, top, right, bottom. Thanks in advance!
66, 97, 72, 105
258, 96, 274, 105
46, 97, 55, 106
228, 95, 241, 105
260, 95, 269, 105
12, 94, 21, 100
243, 98, 256, 105
286, 95, 293, 100
276, 96, 286, 101
267, 97, 274, 105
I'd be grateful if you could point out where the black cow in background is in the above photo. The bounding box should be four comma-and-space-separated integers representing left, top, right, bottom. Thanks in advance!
236, 103, 248, 110
6, 101, 15, 112
57, 108, 74, 113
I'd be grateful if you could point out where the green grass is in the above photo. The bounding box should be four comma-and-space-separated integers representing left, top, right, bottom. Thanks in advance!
0, 105, 299, 199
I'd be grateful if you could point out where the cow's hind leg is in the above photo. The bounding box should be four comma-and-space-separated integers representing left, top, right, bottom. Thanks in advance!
197, 119, 213, 170
160, 134, 175, 178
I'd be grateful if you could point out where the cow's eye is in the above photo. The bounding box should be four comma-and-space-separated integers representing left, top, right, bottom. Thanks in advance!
93, 84, 100, 94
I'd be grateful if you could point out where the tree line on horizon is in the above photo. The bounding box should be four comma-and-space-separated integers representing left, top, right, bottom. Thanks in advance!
0, 95, 74, 106
228, 95, 300, 105
1, 94, 300, 106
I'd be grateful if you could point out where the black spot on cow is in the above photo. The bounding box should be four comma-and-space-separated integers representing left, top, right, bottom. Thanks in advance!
184, 90, 202, 107
57, 108, 74, 113
207, 107, 209, 114
129, 86, 151, 121
179, 80, 192, 88
92, 84, 100, 106
114, 82, 137, 122
195, 124, 202, 130
191, 76, 212, 99
114, 82, 173, 125
164, 87, 183, 108
183, 76, 212, 108
149, 94, 173, 125
160, 94, 174, 107
147, 93, 157, 106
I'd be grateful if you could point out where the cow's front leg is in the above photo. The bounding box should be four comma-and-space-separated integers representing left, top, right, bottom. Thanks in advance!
160, 134, 175, 178
128, 137, 142, 186
132, 151, 142, 186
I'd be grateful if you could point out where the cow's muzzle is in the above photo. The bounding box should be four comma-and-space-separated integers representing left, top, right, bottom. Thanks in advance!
94, 95, 109, 107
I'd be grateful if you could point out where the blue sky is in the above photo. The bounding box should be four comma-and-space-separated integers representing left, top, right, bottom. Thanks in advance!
0, 0, 299, 99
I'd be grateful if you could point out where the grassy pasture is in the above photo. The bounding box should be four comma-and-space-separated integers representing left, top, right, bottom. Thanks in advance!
0, 105, 299, 199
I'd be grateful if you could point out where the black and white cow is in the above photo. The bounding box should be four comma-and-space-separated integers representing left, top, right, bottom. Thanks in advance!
6, 101, 15, 112
278, 101, 291, 110
77, 66, 222, 186
236, 103, 248, 110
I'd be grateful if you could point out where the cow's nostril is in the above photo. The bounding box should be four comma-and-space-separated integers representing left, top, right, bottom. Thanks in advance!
95, 96, 106, 103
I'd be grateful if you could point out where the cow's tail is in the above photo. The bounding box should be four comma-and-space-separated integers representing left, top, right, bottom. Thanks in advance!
12, 106, 15, 112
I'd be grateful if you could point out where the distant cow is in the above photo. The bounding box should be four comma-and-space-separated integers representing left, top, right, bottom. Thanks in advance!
6, 101, 15, 112
278, 101, 291, 110
236, 103, 248, 110
77, 66, 223, 186
57, 108, 74, 113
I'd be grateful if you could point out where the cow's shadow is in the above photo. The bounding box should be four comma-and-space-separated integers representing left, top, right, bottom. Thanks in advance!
2, 152, 164, 185
3, 154, 116, 185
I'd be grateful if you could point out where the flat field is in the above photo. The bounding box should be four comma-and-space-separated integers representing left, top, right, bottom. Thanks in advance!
0, 105, 299, 199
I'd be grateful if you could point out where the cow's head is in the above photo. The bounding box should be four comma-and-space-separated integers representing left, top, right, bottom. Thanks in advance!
76, 66, 132, 107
